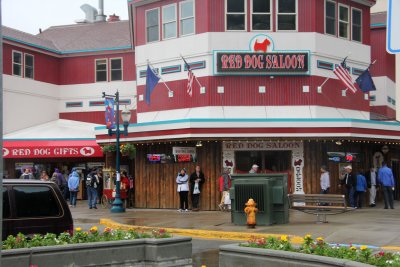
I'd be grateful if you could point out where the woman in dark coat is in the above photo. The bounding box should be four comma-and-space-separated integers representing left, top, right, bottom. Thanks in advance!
189, 165, 205, 211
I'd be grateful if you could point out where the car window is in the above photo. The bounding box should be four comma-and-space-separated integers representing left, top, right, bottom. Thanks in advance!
13, 186, 61, 218
3, 187, 10, 218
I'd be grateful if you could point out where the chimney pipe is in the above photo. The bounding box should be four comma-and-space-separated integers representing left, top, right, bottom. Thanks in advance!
96, 0, 107, 22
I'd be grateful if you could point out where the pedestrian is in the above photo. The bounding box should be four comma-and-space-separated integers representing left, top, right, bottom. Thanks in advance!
86, 168, 100, 209
320, 165, 330, 194
189, 165, 205, 211
176, 168, 189, 212
340, 165, 356, 208
20, 168, 34, 180
219, 168, 231, 211
354, 169, 367, 209
249, 164, 259, 174
53, 168, 68, 199
40, 170, 50, 181
366, 167, 378, 207
97, 169, 103, 205
378, 162, 395, 209
68, 169, 80, 208
121, 171, 130, 207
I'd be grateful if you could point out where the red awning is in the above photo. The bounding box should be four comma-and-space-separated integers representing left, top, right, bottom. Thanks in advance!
3, 140, 103, 159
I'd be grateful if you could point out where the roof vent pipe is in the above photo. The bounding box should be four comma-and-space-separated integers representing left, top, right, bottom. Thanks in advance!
96, 0, 107, 22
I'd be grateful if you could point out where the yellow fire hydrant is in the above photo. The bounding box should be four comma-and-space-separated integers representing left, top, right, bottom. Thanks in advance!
244, 198, 258, 228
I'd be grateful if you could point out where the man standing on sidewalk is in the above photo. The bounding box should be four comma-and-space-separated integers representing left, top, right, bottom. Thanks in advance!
378, 162, 395, 209
366, 167, 378, 207
86, 168, 99, 209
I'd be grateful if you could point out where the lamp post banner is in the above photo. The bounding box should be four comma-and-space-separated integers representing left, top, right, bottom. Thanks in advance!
105, 97, 116, 129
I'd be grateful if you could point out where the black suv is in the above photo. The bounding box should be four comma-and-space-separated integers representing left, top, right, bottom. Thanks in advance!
2, 180, 73, 239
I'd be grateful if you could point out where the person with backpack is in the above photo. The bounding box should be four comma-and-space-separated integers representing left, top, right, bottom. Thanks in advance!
86, 168, 100, 209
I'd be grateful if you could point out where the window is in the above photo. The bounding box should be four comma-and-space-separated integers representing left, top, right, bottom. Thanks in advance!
252, 0, 271, 31
12, 51, 22, 77
163, 4, 177, 39
338, 4, 349, 39
226, 0, 246, 31
180, 0, 195, 36
13, 186, 61, 218
24, 54, 34, 79
3, 187, 10, 219
325, 0, 336, 35
277, 0, 297, 31
146, 8, 160, 42
95, 59, 108, 82
352, 8, 362, 42
110, 58, 122, 81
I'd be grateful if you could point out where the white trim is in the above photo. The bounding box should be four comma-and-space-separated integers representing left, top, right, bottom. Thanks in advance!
12, 50, 23, 77
95, 58, 108, 83
351, 7, 362, 43
162, 3, 178, 40
179, 0, 196, 37
324, 0, 337, 36
338, 3, 350, 40
225, 0, 247, 32
250, 0, 272, 32
110, 57, 123, 81
145, 7, 160, 43
276, 0, 298, 32
23, 53, 34, 80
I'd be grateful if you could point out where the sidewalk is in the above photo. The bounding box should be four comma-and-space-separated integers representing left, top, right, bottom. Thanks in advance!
71, 200, 400, 249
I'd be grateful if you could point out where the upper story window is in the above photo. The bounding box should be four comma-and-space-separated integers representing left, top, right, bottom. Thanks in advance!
226, 0, 246, 31
352, 8, 362, 42
146, 8, 160, 43
180, 0, 195, 36
325, 0, 336, 35
110, 58, 123, 81
162, 4, 177, 39
338, 4, 349, 39
12, 51, 22, 77
252, 0, 271, 31
96, 59, 108, 82
24, 54, 34, 79
277, 0, 297, 31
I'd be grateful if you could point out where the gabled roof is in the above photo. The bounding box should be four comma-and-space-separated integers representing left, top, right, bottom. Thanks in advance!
3, 20, 132, 55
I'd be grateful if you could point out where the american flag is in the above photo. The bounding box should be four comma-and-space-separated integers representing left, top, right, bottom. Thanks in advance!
333, 58, 357, 93
181, 56, 195, 97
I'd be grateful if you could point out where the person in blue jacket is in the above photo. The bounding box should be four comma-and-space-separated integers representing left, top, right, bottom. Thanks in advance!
68, 168, 80, 208
354, 169, 367, 209
378, 162, 395, 209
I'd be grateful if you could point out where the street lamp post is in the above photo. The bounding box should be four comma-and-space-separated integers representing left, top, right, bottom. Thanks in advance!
102, 91, 131, 213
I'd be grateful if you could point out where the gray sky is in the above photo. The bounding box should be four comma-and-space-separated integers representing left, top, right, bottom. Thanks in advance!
2, 0, 129, 35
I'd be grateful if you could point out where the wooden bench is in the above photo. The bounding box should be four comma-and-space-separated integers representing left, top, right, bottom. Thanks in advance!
288, 194, 355, 223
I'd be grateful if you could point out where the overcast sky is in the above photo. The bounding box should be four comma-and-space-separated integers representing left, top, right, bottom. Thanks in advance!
2, 0, 129, 35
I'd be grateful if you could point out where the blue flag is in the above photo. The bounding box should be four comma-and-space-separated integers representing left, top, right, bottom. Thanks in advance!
105, 97, 115, 129
356, 69, 376, 92
145, 65, 160, 105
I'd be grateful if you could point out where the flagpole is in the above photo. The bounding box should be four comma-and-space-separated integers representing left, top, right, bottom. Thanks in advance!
147, 60, 173, 93
319, 77, 330, 88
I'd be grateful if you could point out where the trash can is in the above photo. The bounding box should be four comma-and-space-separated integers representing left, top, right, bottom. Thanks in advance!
230, 173, 289, 226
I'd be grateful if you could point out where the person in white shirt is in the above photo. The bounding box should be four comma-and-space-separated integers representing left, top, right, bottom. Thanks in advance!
320, 165, 330, 194
366, 167, 377, 207
249, 164, 259, 174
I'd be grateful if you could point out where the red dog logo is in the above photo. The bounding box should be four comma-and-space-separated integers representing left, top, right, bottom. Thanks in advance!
225, 160, 233, 167
253, 39, 271, 53
294, 159, 303, 166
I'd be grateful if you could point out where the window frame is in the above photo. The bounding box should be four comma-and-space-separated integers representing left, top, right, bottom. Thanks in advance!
145, 7, 160, 43
351, 7, 362, 43
179, 0, 196, 37
110, 57, 123, 81
162, 4, 178, 40
324, 0, 337, 36
251, 0, 272, 32
225, 0, 247, 32
276, 0, 298, 32
338, 3, 350, 40
12, 50, 23, 77
95, 58, 108, 83
24, 53, 34, 80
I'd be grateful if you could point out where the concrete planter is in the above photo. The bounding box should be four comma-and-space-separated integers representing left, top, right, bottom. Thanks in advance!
219, 244, 373, 267
2, 237, 192, 267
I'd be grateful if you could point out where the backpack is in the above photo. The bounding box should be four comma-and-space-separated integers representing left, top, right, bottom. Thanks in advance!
86, 173, 94, 187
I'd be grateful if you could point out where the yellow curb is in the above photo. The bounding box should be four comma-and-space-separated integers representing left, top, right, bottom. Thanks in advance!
100, 218, 305, 244
381, 246, 400, 251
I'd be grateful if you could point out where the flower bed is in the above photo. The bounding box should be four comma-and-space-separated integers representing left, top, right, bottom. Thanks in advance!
2, 227, 192, 267
229, 235, 399, 267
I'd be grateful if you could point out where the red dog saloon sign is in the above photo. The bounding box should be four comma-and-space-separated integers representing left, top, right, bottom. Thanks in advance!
214, 35, 309, 75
